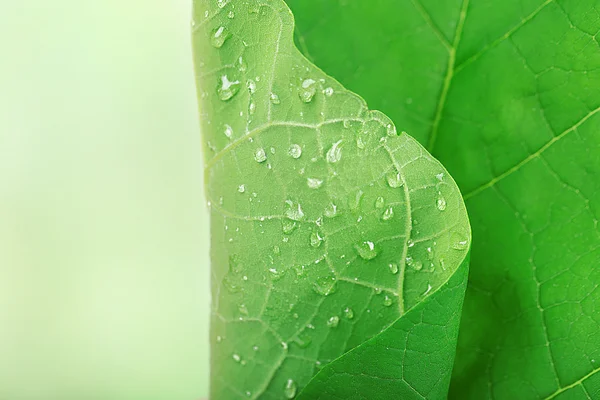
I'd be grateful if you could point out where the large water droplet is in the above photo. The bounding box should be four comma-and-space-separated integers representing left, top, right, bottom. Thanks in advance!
217, 74, 240, 101
355, 241, 379, 260
375, 196, 385, 209
388, 263, 399, 274
386, 171, 403, 188
284, 200, 305, 221
343, 307, 354, 319
326, 140, 343, 163
284, 379, 297, 399
288, 144, 302, 159
270, 92, 281, 105
210, 26, 230, 48
327, 316, 340, 328
307, 177, 323, 189
381, 206, 394, 221
324, 202, 338, 218
383, 295, 393, 307
310, 231, 323, 248
298, 78, 317, 103
436, 195, 447, 211
254, 148, 267, 163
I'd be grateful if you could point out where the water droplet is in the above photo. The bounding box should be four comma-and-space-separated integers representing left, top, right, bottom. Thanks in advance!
217, 74, 240, 101
238, 184, 246, 193
355, 241, 379, 260
349, 189, 364, 211
254, 148, 267, 163
313, 275, 336, 296
232, 353, 241, 362
248, 102, 256, 115
326, 140, 343, 163
407, 238, 414, 247
210, 26, 230, 48
383, 295, 393, 307
324, 202, 338, 218
273, 245, 280, 255
327, 316, 340, 328
288, 144, 302, 159
293, 265, 305, 276
375, 196, 385, 209
217, 0, 227, 8
269, 267, 283, 281
381, 206, 394, 221
323, 87, 334, 96
426, 246, 434, 260
406, 256, 422, 271
216, 335, 223, 343
310, 231, 323, 248
227, 10, 235, 18
246, 79, 256, 94
282, 219, 298, 234
389, 263, 399, 274
386, 123, 397, 136
245, 391, 252, 397
281, 341, 288, 350
436, 195, 447, 211
386, 171, 403, 188
237, 56, 247, 72
224, 124, 233, 139
284, 379, 297, 399
374, 287, 382, 295
239, 304, 248, 315
307, 177, 323, 189
423, 284, 433, 296
270, 92, 281, 104
298, 78, 317, 103
436, 172, 444, 181
343, 307, 354, 319
284, 200, 305, 221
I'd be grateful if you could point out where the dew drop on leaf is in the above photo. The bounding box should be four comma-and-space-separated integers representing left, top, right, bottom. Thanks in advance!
217, 0, 227, 8
324, 202, 338, 218
349, 189, 364, 211
326, 140, 343, 163
232, 353, 241, 363
388, 263, 399, 274
386, 171, 403, 188
355, 240, 379, 260
381, 206, 394, 221
323, 87, 334, 96
238, 304, 248, 315
210, 26, 230, 48
224, 124, 233, 139
343, 307, 354, 319
327, 315, 340, 328
383, 295, 393, 307
375, 196, 385, 209
406, 238, 414, 248
313, 275, 336, 296
288, 144, 302, 159
307, 177, 323, 189
282, 219, 298, 234
436, 195, 447, 211
293, 332, 312, 348
386, 123, 397, 136
284, 379, 297, 399
310, 231, 323, 248
299, 78, 317, 102
238, 184, 246, 193
254, 148, 267, 163
270, 92, 281, 104
227, 10, 235, 19
246, 79, 256, 94
217, 74, 240, 101
284, 200, 305, 221
451, 231, 469, 250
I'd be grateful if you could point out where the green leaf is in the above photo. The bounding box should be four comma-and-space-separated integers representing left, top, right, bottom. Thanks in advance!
286, 0, 600, 398
192, 0, 470, 398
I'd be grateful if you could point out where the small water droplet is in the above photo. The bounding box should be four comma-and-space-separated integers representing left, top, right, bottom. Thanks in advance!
389, 263, 399, 274
227, 10, 235, 18
254, 148, 267, 163
324, 202, 338, 218
298, 78, 317, 103
237, 56, 247, 72
349, 189, 363, 211
281, 341, 288, 350
238, 184, 246, 193
323, 87, 334, 96
381, 206, 394, 221
310, 231, 323, 248
293, 265, 305, 276
248, 102, 256, 115
270, 92, 281, 104
423, 284, 433, 296
436, 195, 447, 211
284, 200, 305, 221
313, 275, 336, 296
269, 267, 284, 281
375, 196, 385, 209
343, 307, 354, 319
232, 353, 241, 362
386, 123, 397, 136
451, 232, 469, 250
282, 219, 298, 234
210, 26, 230, 48
217, 0, 227, 8
307, 177, 323, 189
326, 140, 343, 163
383, 295, 393, 307
327, 316, 340, 328
216, 335, 223, 343
284, 379, 297, 399
288, 144, 302, 159
355, 241, 379, 260
374, 287, 382, 295
406, 238, 414, 247
386, 171, 403, 188
293, 332, 312, 348
239, 304, 249, 315
246, 79, 256, 94
224, 124, 233, 139
217, 74, 240, 101
436, 172, 444, 181
245, 391, 252, 397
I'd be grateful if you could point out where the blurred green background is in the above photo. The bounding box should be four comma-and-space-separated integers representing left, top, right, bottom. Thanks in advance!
0, 0, 209, 399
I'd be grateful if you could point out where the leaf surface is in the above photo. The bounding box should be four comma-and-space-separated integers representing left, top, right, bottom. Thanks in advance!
192, 0, 471, 398
285, 0, 600, 398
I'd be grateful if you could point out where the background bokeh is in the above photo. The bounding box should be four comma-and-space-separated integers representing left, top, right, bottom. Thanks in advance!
0, 0, 209, 398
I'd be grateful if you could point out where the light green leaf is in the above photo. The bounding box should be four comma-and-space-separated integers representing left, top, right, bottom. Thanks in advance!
286, 0, 600, 398
192, 0, 470, 398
